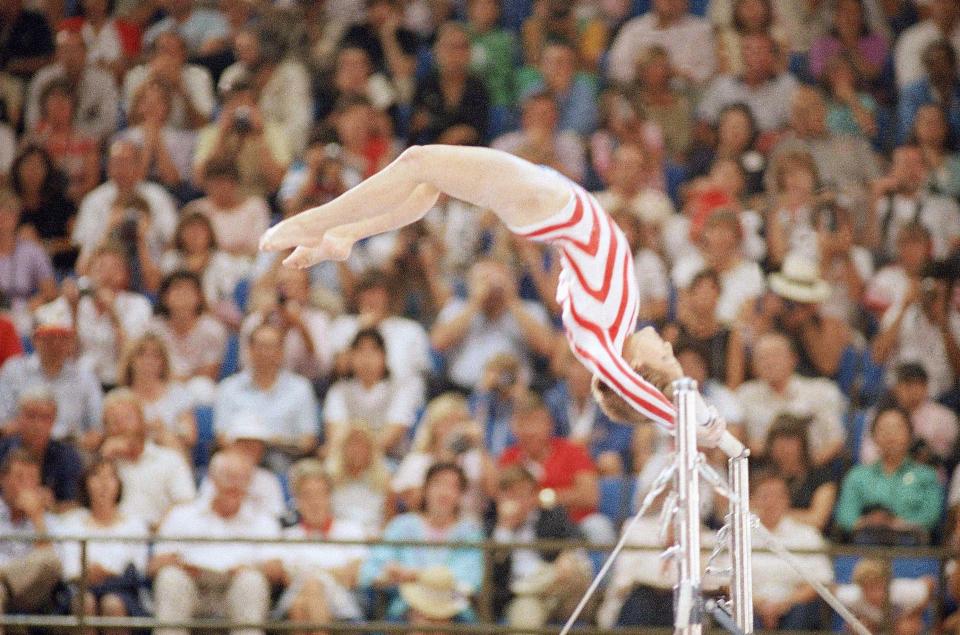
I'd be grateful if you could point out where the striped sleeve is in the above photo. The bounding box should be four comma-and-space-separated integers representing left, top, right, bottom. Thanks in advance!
510, 185, 677, 433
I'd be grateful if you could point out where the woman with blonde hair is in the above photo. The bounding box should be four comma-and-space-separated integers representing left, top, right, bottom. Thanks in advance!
118, 332, 197, 454
391, 393, 495, 516
325, 424, 391, 530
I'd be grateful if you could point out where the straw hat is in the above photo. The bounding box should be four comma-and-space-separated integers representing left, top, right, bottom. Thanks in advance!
400, 566, 468, 620
768, 253, 831, 304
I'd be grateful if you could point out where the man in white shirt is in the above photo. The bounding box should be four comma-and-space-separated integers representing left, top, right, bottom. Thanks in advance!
894, 0, 960, 88
98, 389, 196, 529
736, 333, 846, 465
25, 29, 119, 141
151, 451, 282, 635
751, 470, 832, 630
72, 139, 178, 270
606, 0, 715, 86
431, 259, 555, 391
214, 324, 319, 473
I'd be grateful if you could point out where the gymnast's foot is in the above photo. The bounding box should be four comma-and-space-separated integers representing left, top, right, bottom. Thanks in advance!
260, 202, 353, 252
280, 231, 355, 268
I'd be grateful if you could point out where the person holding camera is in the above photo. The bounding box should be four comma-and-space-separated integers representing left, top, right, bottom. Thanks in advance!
193, 77, 290, 199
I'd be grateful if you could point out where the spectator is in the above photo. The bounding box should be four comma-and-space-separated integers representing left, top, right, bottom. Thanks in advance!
519, 39, 599, 136
546, 345, 634, 475
360, 462, 484, 620
123, 31, 215, 129
53, 459, 149, 625
493, 90, 585, 185
0, 0, 55, 80
821, 54, 879, 140
392, 392, 493, 516
608, 206, 671, 325
762, 415, 838, 531
25, 29, 119, 142
58, 0, 140, 78
68, 244, 153, 388
324, 328, 420, 459
865, 363, 958, 468
893, 0, 960, 89
0, 298, 102, 446
193, 77, 290, 198
670, 210, 765, 325
98, 388, 195, 529
715, 0, 786, 77
183, 158, 269, 259
273, 459, 368, 626
626, 45, 694, 159
0, 388, 83, 511
674, 345, 745, 428
72, 139, 178, 276
466, 0, 518, 111
594, 144, 674, 237
914, 103, 960, 200
142, 0, 230, 60
159, 212, 248, 320
431, 259, 554, 392
589, 91, 667, 190
499, 391, 612, 543
410, 22, 489, 146
898, 39, 960, 145
215, 323, 319, 473
487, 465, 591, 628
240, 266, 331, 382
469, 352, 527, 457
149, 270, 227, 395
520, 0, 582, 67
0, 450, 63, 618
607, 0, 715, 86
10, 145, 77, 272
872, 267, 960, 400
686, 102, 766, 198
327, 424, 390, 528
401, 566, 470, 635
379, 220, 452, 325
117, 333, 197, 455
736, 332, 846, 465
836, 558, 932, 635
835, 405, 943, 543
767, 86, 880, 207
117, 78, 197, 191
198, 416, 286, 520
863, 222, 931, 322
750, 469, 832, 630
663, 269, 746, 388
150, 451, 281, 635
219, 25, 313, 155
24, 79, 100, 203
696, 32, 797, 133
327, 96, 399, 183
339, 0, 418, 79
313, 46, 399, 124
808, 0, 888, 84
0, 191, 58, 335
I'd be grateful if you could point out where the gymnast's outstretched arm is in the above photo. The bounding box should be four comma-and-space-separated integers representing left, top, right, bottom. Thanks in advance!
260, 145, 571, 267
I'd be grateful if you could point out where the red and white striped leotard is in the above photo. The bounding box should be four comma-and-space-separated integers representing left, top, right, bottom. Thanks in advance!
508, 181, 677, 432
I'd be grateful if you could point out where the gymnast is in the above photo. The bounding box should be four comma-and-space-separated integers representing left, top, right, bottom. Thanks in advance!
260, 144, 736, 449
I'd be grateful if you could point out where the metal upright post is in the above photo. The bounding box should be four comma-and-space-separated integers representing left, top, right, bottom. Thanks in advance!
672, 378, 702, 635
728, 452, 753, 634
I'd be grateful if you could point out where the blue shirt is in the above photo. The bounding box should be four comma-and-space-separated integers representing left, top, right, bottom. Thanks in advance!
143, 9, 229, 56
214, 370, 319, 443
898, 78, 960, 144
544, 380, 633, 470
0, 437, 83, 504
520, 73, 599, 136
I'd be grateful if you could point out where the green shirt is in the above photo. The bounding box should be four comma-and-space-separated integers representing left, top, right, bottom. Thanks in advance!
469, 28, 518, 107
835, 458, 943, 531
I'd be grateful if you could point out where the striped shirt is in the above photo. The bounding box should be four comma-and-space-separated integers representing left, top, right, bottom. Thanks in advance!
508, 183, 676, 432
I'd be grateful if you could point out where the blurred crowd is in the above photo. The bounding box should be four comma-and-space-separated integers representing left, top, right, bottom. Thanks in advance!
2, 0, 960, 632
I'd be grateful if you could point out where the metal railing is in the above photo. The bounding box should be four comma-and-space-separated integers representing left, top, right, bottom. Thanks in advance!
0, 532, 953, 633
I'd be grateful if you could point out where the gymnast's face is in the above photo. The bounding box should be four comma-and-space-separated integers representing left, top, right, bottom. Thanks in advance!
623, 327, 683, 385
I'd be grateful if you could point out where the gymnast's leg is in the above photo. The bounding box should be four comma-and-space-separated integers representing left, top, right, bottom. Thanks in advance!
260, 145, 571, 261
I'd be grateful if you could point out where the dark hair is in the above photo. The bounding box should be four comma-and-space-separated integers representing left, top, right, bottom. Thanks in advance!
173, 211, 218, 252
333, 94, 373, 115
77, 459, 123, 509
74, 0, 118, 17
155, 270, 206, 317
420, 461, 468, 512
0, 448, 39, 476
349, 327, 390, 378
764, 413, 813, 468
895, 363, 929, 384
749, 465, 788, 494
869, 405, 913, 438
922, 39, 957, 72
831, 0, 870, 37
497, 464, 538, 491
202, 156, 241, 182
732, 0, 773, 34
689, 268, 721, 291
11, 144, 69, 201
718, 102, 759, 149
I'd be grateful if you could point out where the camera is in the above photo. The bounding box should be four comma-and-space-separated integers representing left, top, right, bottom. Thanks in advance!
446, 432, 473, 456
119, 208, 140, 243
233, 106, 253, 135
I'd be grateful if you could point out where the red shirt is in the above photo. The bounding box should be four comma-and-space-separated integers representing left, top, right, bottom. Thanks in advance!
0, 316, 23, 368
499, 437, 597, 522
